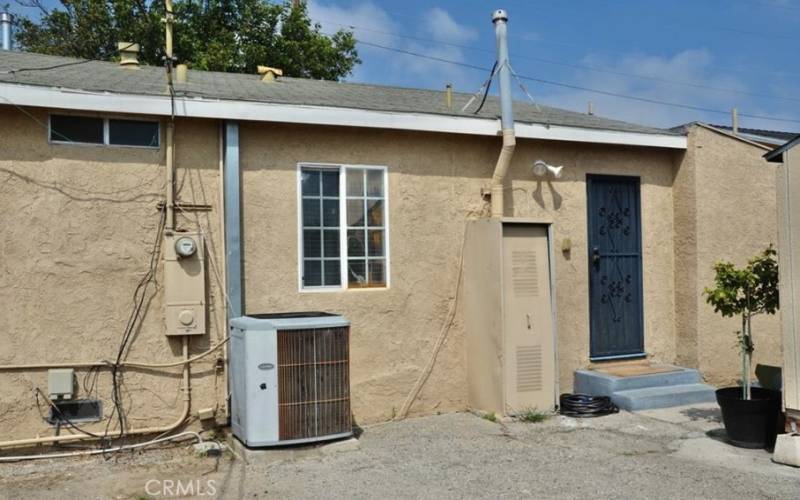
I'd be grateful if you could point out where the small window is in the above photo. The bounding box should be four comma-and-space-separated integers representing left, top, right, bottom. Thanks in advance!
300, 168, 341, 287
299, 165, 388, 290
49, 114, 160, 148
345, 168, 386, 288
109, 119, 160, 147
50, 115, 104, 144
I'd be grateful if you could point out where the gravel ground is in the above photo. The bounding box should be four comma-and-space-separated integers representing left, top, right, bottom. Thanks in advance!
1, 409, 798, 499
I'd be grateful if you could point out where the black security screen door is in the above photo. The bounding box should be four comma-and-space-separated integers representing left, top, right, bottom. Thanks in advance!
587, 175, 645, 359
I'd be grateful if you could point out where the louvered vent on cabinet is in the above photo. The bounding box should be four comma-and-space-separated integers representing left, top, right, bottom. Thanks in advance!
516, 345, 543, 393
277, 326, 351, 441
511, 250, 539, 297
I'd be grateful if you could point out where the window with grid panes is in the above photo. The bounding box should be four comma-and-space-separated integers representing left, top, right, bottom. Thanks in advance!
299, 166, 387, 290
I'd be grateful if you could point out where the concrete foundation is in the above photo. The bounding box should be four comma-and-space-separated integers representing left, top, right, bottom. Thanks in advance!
772, 433, 800, 468
224, 431, 360, 465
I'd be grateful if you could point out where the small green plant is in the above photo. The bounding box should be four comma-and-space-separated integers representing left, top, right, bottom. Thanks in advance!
516, 408, 549, 423
703, 246, 779, 400
482, 411, 498, 423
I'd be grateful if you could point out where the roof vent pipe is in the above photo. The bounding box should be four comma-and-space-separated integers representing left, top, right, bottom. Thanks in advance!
118, 42, 140, 68
257, 65, 283, 82
1, 12, 12, 51
176, 64, 188, 83
490, 9, 516, 218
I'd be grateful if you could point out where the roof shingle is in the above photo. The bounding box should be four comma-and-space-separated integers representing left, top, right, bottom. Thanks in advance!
0, 50, 679, 136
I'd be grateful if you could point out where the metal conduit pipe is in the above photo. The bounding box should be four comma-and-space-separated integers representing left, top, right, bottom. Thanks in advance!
0, 431, 203, 463
0, 362, 107, 370
0, 337, 227, 370
489, 9, 516, 219
1, 12, 12, 51
165, 121, 175, 231
0, 337, 191, 450
217, 122, 231, 417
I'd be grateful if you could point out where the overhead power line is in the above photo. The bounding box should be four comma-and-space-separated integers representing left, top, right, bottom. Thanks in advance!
317, 2, 800, 80
319, 18, 800, 104
353, 39, 800, 126
0, 42, 139, 75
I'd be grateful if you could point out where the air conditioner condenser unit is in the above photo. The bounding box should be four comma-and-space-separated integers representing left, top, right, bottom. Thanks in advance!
229, 312, 352, 447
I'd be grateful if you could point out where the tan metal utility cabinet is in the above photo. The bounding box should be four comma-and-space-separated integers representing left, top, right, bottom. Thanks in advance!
463, 218, 557, 415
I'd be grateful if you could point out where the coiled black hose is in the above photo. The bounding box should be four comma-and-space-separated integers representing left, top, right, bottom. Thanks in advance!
559, 393, 619, 418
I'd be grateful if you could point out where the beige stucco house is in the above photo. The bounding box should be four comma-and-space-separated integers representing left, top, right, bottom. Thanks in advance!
0, 50, 784, 447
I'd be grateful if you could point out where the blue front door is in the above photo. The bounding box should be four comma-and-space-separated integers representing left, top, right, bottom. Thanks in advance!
587, 175, 645, 359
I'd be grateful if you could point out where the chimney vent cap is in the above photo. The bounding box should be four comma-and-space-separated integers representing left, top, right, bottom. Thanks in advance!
492, 9, 508, 23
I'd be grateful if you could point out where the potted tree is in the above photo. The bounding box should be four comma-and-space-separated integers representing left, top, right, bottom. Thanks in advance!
704, 246, 781, 449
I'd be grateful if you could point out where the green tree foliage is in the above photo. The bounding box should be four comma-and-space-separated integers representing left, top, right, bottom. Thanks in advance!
14, 0, 359, 80
703, 245, 779, 399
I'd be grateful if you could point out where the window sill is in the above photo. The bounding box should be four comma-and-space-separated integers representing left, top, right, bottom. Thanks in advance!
50, 140, 160, 150
299, 286, 390, 294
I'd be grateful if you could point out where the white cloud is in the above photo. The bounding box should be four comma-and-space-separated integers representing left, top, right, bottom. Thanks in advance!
423, 8, 477, 44
308, 1, 486, 91
308, 0, 397, 46
535, 48, 790, 129
308, 3, 799, 131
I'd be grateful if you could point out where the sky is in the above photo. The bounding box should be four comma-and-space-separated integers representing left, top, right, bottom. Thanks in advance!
7, 0, 800, 131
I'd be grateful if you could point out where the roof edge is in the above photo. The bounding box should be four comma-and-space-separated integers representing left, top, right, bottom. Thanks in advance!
765, 135, 800, 162
694, 123, 773, 151
0, 81, 687, 150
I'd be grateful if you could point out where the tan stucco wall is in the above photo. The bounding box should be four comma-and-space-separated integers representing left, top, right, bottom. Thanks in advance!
0, 105, 227, 440
239, 122, 679, 423
674, 125, 781, 387
8, 106, 768, 435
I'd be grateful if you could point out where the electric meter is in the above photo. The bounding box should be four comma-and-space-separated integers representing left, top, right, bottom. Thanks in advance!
175, 236, 197, 258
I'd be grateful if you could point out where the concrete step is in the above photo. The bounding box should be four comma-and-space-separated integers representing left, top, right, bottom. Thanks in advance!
612, 383, 717, 411
574, 366, 702, 395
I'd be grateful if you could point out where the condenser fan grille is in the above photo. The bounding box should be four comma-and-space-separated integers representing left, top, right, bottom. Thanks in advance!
277, 327, 351, 441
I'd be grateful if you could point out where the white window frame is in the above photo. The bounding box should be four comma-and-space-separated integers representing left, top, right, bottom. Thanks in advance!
297, 163, 390, 293
48, 113, 161, 149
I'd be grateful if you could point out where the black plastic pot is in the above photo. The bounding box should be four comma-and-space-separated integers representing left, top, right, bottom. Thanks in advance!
716, 387, 781, 449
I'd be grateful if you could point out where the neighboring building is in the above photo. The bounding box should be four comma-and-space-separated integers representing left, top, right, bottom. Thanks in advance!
709, 124, 797, 148
672, 123, 782, 386
0, 50, 782, 445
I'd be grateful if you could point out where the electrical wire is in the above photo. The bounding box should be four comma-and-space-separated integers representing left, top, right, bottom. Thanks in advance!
352, 38, 800, 126
318, 18, 800, 102
34, 388, 104, 438
0, 431, 203, 462
0, 42, 139, 75
559, 393, 619, 418
473, 61, 497, 115
102, 207, 167, 444
395, 205, 489, 420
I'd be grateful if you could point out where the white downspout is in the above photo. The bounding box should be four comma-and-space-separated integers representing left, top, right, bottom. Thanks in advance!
490, 9, 516, 219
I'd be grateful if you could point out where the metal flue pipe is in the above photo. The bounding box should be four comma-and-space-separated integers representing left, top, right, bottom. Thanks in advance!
1, 12, 12, 51
490, 9, 516, 218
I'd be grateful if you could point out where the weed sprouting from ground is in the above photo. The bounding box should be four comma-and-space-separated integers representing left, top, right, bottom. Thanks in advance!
516, 408, 549, 423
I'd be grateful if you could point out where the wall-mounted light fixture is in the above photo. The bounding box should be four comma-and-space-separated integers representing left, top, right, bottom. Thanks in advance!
532, 160, 564, 179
